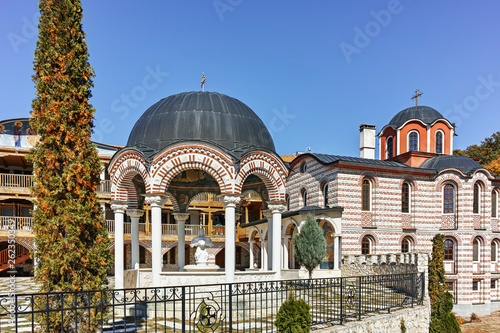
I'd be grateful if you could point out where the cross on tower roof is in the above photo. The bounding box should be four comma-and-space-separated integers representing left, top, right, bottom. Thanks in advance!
411, 89, 423, 106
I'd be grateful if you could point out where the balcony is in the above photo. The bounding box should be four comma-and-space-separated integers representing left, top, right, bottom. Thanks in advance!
0, 174, 111, 193
0, 216, 33, 231
0, 174, 33, 188
105, 220, 226, 238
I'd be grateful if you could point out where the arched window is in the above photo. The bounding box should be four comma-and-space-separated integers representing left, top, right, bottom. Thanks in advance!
300, 162, 307, 173
401, 237, 412, 253
491, 240, 498, 262
444, 238, 455, 261
301, 189, 307, 207
402, 182, 410, 213
285, 194, 290, 211
321, 182, 329, 208
492, 191, 498, 218
361, 236, 373, 254
473, 238, 480, 262
435, 131, 443, 154
443, 184, 455, 214
473, 183, 481, 214
387, 137, 393, 159
362, 179, 371, 211
409, 131, 419, 152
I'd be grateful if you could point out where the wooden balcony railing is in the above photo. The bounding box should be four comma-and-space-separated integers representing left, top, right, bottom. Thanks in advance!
105, 221, 225, 237
0, 174, 33, 188
0, 216, 33, 231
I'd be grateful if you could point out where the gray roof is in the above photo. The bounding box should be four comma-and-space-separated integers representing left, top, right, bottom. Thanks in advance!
127, 91, 275, 158
301, 153, 414, 169
387, 106, 447, 129
419, 155, 484, 175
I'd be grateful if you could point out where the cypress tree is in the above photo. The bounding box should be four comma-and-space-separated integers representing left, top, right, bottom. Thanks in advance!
29, 0, 112, 330
428, 234, 460, 333
293, 214, 326, 279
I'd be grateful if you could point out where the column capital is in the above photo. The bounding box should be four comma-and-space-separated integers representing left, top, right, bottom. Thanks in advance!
126, 209, 145, 219
262, 209, 272, 220
219, 194, 241, 208
173, 212, 190, 223
110, 200, 128, 213
143, 193, 169, 207
267, 201, 287, 213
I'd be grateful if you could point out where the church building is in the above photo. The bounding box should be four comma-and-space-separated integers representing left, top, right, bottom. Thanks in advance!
0, 90, 498, 316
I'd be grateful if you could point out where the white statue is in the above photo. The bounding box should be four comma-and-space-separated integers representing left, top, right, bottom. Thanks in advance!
194, 239, 209, 266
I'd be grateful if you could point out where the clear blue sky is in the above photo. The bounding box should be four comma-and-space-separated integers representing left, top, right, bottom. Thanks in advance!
2, 1, 500, 157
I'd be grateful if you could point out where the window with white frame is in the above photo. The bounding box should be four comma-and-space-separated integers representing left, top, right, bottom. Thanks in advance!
443, 183, 455, 214
361, 236, 374, 254
321, 182, 328, 208
492, 240, 498, 262
401, 236, 412, 253
473, 237, 481, 262
301, 189, 307, 207
435, 131, 443, 154
409, 131, 419, 152
387, 136, 394, 159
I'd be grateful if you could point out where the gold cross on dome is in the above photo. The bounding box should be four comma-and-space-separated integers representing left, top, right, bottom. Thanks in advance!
411, 89, 423, 106
201, 73, 206, 91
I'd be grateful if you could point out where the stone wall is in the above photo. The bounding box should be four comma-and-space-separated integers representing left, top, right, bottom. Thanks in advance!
316, 301, 430, 333
342, 252, 427, 277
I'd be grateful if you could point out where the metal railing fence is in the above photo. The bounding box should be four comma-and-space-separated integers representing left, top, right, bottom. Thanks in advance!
0, 272, 424, 332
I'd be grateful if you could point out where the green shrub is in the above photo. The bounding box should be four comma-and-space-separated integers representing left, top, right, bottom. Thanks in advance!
400, 318, 406, 333
275, 292, 312, 332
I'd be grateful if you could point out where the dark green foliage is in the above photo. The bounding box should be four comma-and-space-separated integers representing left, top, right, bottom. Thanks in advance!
454, 131, 500, 165
293, 214, 326, 279
428, 234, 461, 333
275, 292, 311, 332
29, 0, 112, 331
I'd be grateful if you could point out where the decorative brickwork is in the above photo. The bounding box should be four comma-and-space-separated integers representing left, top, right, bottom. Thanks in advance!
441, 215, 456, 229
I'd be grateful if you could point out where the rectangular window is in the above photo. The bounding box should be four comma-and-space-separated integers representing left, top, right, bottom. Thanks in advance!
444, 185, 454, 214
473, 280, 479, 291
362, 180, 370, 211
473, 241, 479, 261
447, 281, 454, 292
493, 192, 498, 218
492, 243, 497, 262
491, 280, 496, 289
473, 185, 480, 214
402, 183, 409, 213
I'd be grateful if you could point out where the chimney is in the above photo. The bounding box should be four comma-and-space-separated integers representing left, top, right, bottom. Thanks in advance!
359, 124, 376, 159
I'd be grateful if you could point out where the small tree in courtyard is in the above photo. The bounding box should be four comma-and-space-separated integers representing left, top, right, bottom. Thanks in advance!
29, 0, 112, 331
293, 214, 326, 279
428, 234, 461, 333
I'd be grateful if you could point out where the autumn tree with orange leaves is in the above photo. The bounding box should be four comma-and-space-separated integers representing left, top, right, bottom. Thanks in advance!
28, 0, 112, 330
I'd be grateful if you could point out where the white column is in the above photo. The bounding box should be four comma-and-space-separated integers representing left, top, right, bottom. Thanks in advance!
173, 213, 190, 270
220, 195, 241, 283
268, 202, 286, 279
111, 201, 128, 289
262, 241, 268, 270
144, 194, 168, 287
127, 209, 144, 269
283, 237, 289, 270
334, 236, 340, 270
263, 210, 273, 270
249, 240, 254, 269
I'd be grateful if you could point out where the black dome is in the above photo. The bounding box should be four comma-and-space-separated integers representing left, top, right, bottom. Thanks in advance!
388, 106, 446, 129
127, 91, 275, 156
419, 155, 483, 174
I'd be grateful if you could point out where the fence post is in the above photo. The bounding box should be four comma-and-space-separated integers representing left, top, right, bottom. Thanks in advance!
340, 277, 343, 325
181, 286, 186, 333
229, 283, 233, 333
411, 273, 415, 307
358, 276, 362, 321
